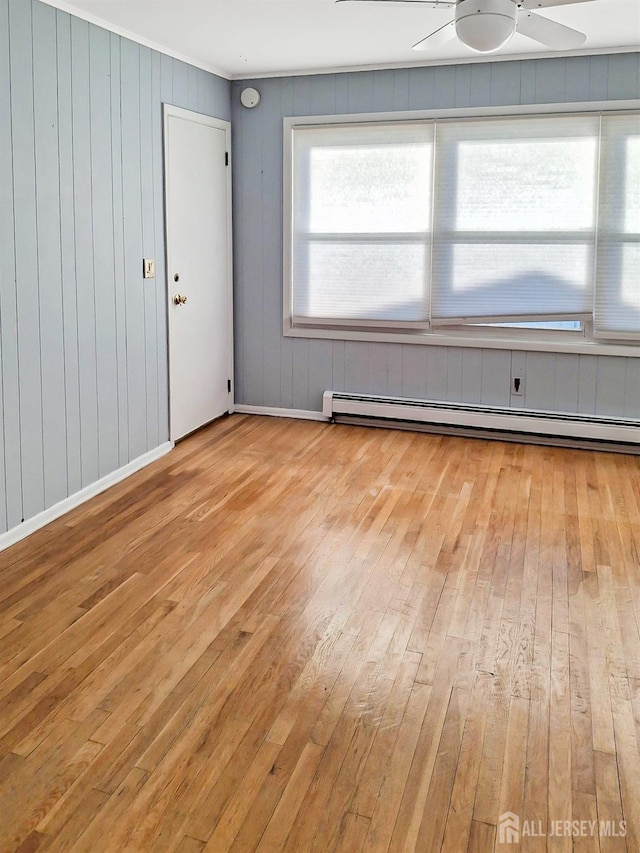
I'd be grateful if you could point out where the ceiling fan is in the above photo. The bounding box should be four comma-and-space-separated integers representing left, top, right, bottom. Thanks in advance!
336, 0, 592, 54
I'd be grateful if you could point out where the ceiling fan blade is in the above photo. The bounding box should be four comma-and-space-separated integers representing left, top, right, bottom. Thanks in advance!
520, 0, 596, 9
516, 9, 587, 48
412, 20, 456, 50
336, 0, 454, 6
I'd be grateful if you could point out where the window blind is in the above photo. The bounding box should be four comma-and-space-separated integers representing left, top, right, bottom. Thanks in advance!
595, 113, 640, 339
430, 114, 600, 324
290, 122, 434, 325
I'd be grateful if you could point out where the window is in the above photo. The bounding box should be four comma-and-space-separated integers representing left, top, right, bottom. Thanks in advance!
290, 122, 433, 326
284, 107, 640, 349
595, 114, 640, 339
431, 115, 597, 326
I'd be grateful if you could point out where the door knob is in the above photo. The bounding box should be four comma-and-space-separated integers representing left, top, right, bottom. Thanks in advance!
173, 294, 187, 305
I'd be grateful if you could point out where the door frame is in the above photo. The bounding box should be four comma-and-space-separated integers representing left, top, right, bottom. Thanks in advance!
163, 103, 234, 442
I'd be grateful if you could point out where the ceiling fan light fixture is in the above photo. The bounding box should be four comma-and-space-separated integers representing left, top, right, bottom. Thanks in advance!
455, 0, 517, 52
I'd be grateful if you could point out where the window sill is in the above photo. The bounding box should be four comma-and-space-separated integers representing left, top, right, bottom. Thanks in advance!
284, 322, 640, 358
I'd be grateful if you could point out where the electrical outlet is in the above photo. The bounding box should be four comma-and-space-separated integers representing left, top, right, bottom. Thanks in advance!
511, 375, 524, 396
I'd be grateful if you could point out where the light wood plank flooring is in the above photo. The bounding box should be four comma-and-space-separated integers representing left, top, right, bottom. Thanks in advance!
1, 414, 640, 852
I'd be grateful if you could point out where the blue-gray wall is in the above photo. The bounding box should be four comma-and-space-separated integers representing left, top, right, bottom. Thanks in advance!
231, 54, 640, 416
0, 0, 230, 536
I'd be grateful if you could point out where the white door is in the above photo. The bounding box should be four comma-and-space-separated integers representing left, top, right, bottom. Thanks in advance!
164, 106, 233, 441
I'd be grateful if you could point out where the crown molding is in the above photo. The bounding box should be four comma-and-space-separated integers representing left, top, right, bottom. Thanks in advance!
37, 0, 231, 79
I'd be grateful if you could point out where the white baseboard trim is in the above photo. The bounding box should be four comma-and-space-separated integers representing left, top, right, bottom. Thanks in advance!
0, 442, 174, 554
234, 404, 329, 423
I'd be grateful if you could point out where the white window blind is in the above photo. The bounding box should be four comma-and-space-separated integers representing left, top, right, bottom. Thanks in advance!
290, 122, 434, 326
430, 114, 599, 324
595, 113, 640, 339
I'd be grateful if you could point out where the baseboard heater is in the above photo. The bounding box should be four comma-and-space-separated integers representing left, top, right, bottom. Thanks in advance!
322, 391, 640, 454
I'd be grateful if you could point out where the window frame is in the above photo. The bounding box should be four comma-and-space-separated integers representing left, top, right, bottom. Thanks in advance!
283, 100, 640, 358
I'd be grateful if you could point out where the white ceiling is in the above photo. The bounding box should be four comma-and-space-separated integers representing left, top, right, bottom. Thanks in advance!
43, 0, 640, 79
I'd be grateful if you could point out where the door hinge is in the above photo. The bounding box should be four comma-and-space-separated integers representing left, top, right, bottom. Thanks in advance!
227, 379, 231, 393
225, 151, 229, 166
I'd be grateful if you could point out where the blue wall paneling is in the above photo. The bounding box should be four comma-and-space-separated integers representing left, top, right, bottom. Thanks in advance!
0, 0, 231, 536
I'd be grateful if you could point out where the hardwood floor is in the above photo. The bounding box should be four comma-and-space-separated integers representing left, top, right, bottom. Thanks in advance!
1, 414, 640, 852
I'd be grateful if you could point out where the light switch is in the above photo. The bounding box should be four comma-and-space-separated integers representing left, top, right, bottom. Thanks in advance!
143, 258, 156, 279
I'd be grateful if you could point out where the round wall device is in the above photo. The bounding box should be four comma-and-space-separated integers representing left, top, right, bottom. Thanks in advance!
240, 87, 261, 108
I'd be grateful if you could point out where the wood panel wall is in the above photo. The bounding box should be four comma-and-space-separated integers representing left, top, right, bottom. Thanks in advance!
0, 0, 230, 535
230, 54, 640, 415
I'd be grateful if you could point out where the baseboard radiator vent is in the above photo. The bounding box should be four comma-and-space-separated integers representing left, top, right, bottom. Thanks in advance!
322, 391, 640, 454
